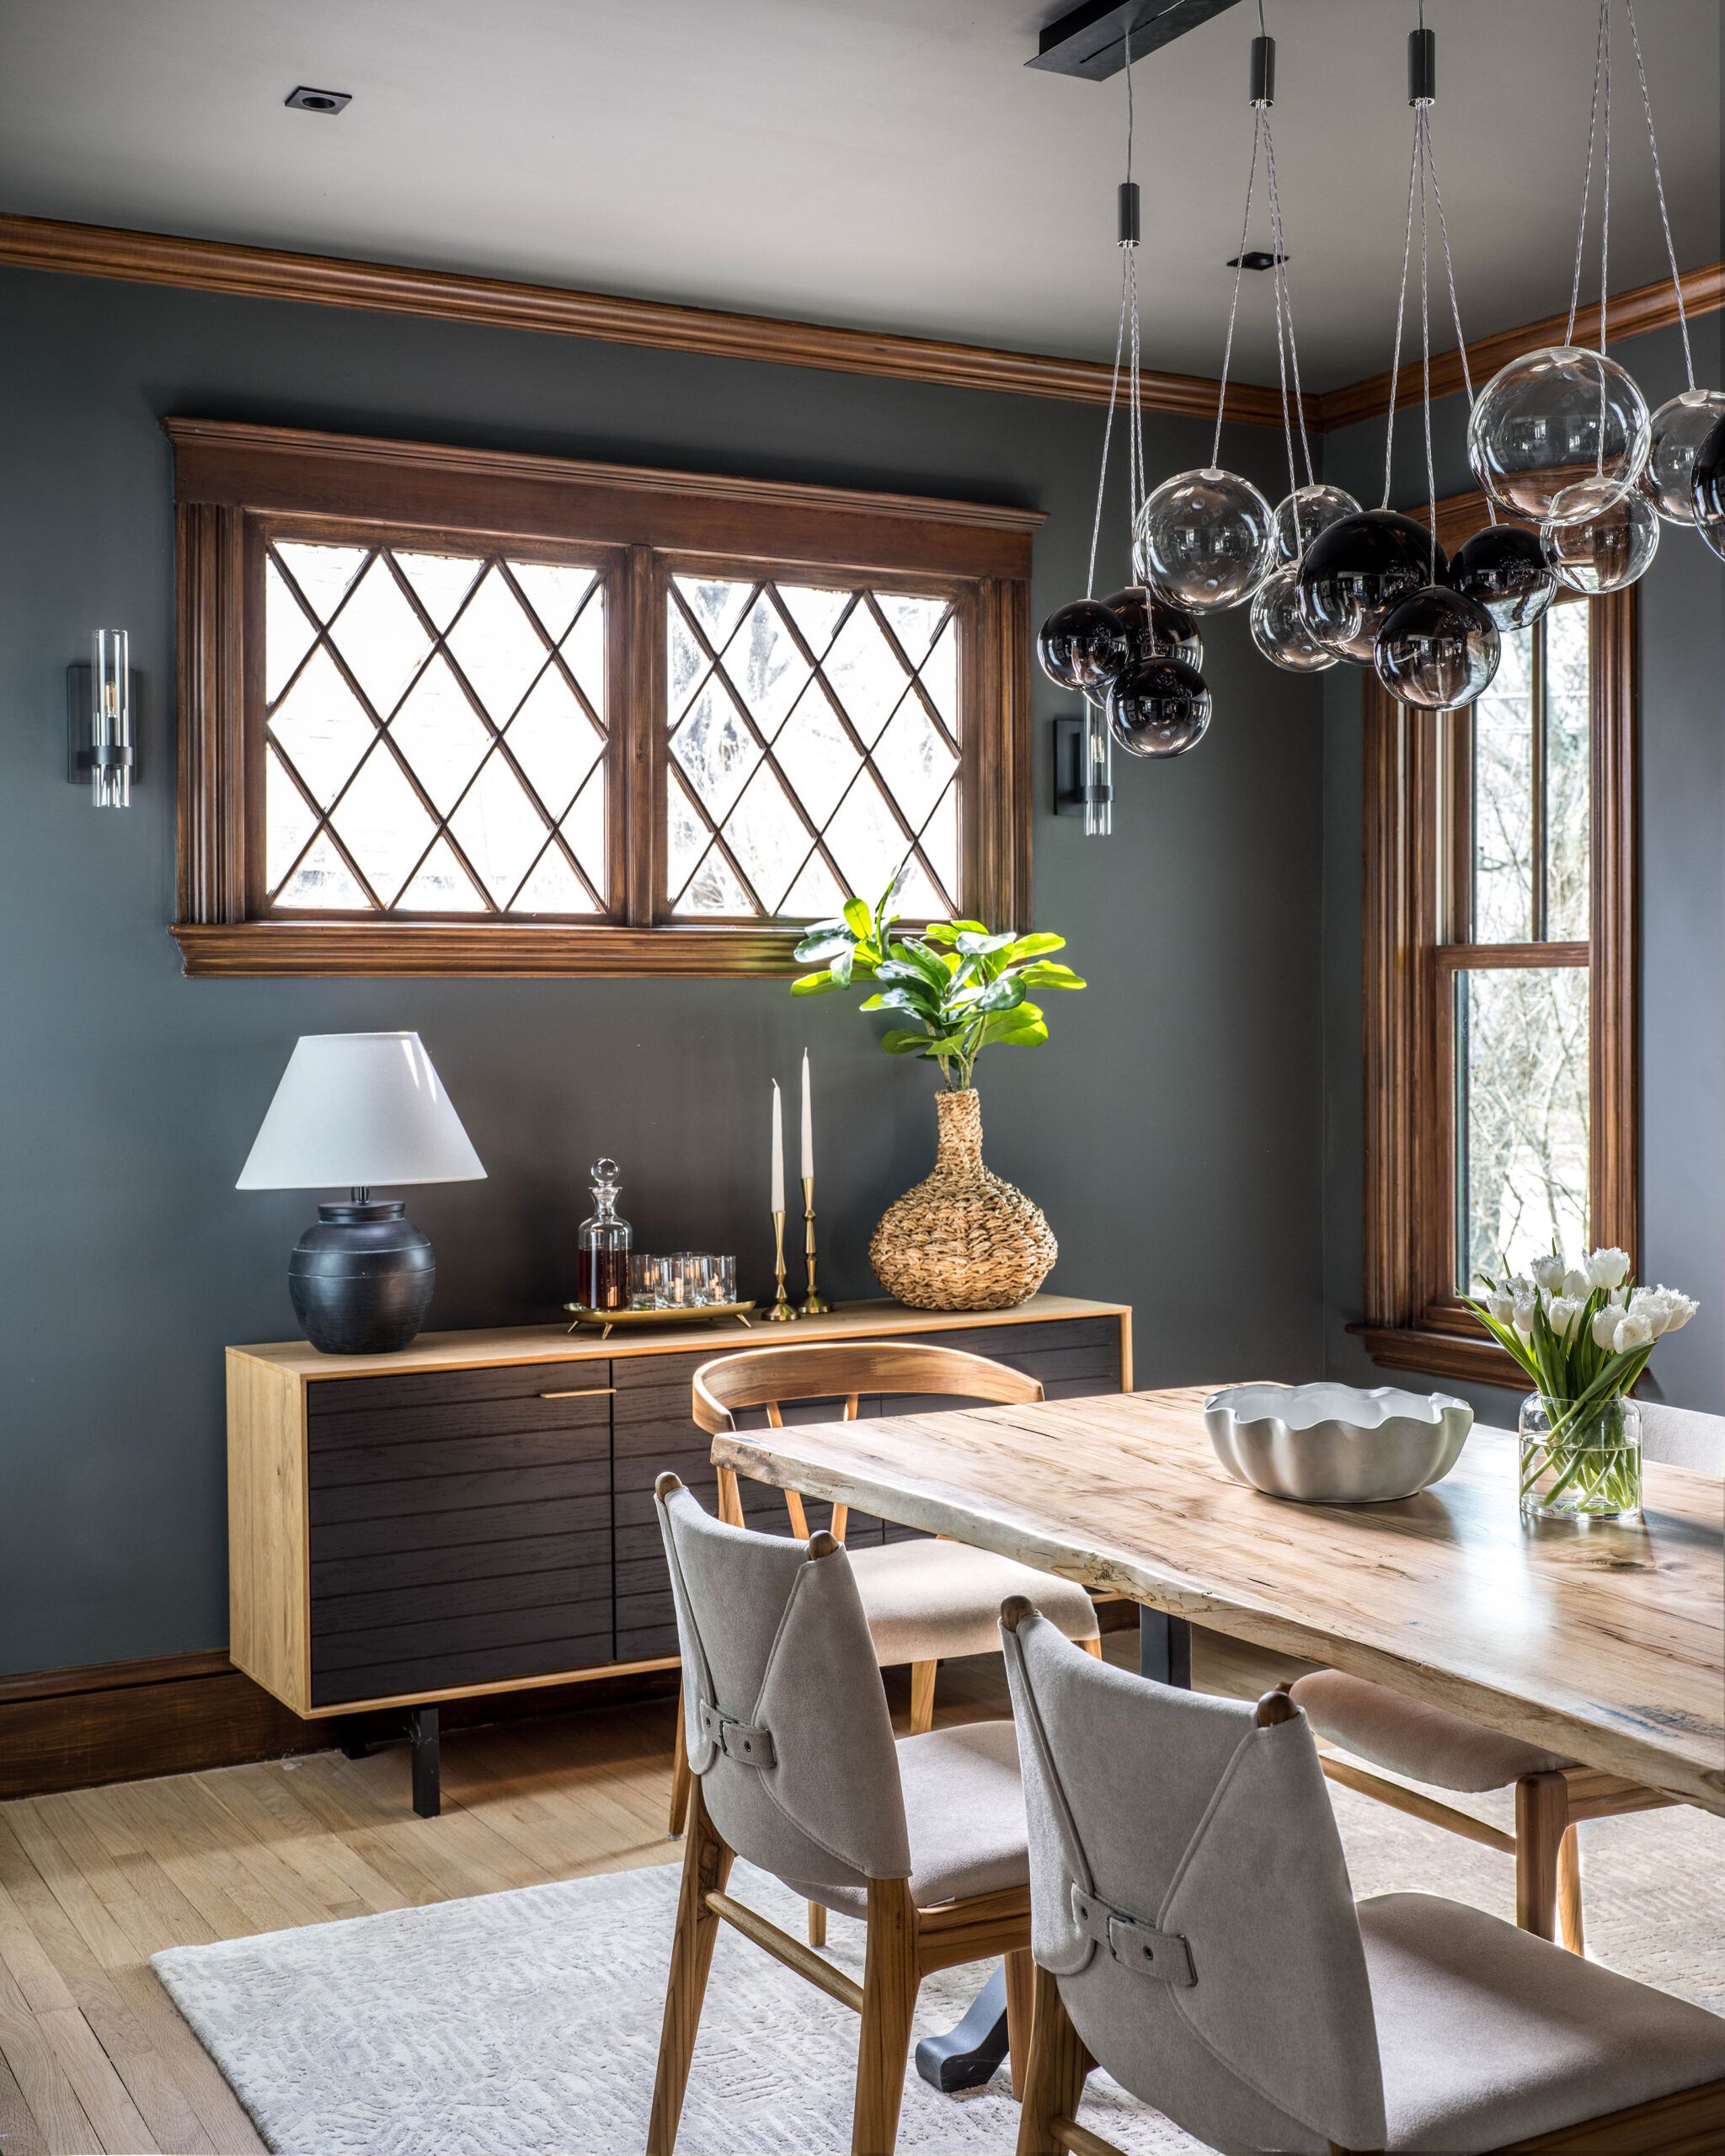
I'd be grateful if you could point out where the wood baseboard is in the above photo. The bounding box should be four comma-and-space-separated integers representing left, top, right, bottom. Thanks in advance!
0, 1650, 679, 1801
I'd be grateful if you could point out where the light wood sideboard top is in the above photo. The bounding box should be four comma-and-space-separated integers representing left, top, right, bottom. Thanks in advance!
714, 1383, 1725, 1816
227, 1294, 1133, 1383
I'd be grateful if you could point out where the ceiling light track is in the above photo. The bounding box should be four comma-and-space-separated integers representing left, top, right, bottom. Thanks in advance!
1028, 0, 1246, 82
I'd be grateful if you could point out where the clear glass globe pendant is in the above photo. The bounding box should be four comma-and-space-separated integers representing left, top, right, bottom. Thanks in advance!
1102, 586, 1204, 669
1467, 345, 1652, 527
1544, 489, 1661, 594
1135, 467, 1274, 615
1250, 566, 1335, 673
1643, 388, 1725, 525
1271, 483, 1360, 565
1373, 584, 1500, 709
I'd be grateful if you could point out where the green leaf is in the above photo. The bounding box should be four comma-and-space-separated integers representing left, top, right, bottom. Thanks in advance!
879, 1028, 932, 1054
889, 940, 951, 985
1002, 932, 1065, 963
955, 930, 1017, 958
842, 897, 873, 941
878, 862, 911, 924
976, 976, 1027, 1014
986, 1017, 1049, 1048
793, 930, 855, 963
917, 921, 960, 943
831, 947, 854, 990
873, 958, 937, 988
789, 969, 841, 996
861, 985, 934, 1018
947, 920, 988, 937
1017, 962, 1087, 990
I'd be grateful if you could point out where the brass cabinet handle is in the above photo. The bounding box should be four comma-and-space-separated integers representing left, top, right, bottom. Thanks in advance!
539, 1386, 617, 1399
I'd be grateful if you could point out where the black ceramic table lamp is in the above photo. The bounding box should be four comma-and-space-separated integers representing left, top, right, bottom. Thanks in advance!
237, 1031, 486, 1354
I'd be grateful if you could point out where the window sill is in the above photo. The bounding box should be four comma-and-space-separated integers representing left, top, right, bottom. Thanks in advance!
1348, 1322, 1527, 1391
169, 920, 811, 979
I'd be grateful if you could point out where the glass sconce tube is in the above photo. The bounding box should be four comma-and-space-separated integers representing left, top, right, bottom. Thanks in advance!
91, 629, 132, 808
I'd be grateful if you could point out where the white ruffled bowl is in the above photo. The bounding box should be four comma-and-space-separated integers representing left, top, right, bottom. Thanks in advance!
1204, 1382, 1473, 1503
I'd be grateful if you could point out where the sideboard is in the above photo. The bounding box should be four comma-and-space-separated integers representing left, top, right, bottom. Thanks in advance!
227, 1293, 1131, 1812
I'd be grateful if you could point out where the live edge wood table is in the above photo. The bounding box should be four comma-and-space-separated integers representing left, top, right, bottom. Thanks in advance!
715, 1382, 1725, 2092
225, 1294, 1130, 1817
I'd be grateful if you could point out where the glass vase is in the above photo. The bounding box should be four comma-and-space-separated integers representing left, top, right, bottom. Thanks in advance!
1518, 1394, 1642, 1524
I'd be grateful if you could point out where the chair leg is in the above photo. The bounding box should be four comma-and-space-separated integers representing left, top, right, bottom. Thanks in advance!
1514, 1771, 1570, 1944
646, 1780, 733, 2156
852, 1878, 920, 2156
1079, 1637, 1103, 1659
808, 1898, 827, 1947
667, 1688, 691, 1836
1005, 1945, 1035, 2100
909, 1661, 937, 1735
1016, 1962, 1093, 2156
1557, 1822, 1585, 1955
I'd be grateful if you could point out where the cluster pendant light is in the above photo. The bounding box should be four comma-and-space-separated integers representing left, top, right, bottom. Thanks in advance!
1035, 0, 1717, 782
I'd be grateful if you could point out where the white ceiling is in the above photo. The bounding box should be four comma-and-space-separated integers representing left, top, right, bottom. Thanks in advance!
0, 0, 1717, 389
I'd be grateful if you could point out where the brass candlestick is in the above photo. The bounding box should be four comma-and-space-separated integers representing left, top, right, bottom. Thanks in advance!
766, 1208, 798, 1321
799, 1175, 830, 1315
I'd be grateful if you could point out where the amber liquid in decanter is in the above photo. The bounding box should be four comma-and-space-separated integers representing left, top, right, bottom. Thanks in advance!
576, 1158, 632, 1311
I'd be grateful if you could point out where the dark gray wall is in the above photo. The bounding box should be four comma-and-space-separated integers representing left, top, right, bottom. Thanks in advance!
1318, 314, 1725, 1422
0, 266, 1326, 1677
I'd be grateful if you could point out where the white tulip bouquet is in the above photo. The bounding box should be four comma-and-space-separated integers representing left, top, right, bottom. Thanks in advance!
1467, 1248, 1698, 1516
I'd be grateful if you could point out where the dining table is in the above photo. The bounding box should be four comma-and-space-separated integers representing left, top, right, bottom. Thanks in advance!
712, 1382, 1725, 2092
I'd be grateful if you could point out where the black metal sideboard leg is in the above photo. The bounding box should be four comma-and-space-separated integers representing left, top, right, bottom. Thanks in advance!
915, 1961, 1009, 2092
1140, 1607, 1193, 1688
409, 1705, 441, 1817
334, 1715, 371, 1760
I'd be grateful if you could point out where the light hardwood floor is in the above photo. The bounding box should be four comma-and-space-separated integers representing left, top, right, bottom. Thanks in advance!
0, 1631, 1281, 2156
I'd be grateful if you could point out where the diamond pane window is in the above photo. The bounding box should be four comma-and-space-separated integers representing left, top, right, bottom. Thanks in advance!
665, 575, 961, 920
263, 542, 609, 916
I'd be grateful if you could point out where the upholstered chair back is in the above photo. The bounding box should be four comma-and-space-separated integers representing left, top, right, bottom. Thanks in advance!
1637, 1400, 1725, 1476
654, 1476, 911, 1895
1001, 1607, 1388, 2156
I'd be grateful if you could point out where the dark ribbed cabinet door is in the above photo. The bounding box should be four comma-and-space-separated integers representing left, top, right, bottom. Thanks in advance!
306, 1361, 616, 1707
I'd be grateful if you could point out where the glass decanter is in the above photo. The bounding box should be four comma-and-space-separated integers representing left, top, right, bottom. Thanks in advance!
575, 1158, 632, 1312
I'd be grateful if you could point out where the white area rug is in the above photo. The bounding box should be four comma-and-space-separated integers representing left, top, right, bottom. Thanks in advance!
152, 1785, 1725, 2155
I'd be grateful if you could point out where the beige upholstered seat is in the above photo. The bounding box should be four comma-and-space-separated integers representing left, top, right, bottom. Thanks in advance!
1290, 1401, 1725, 1954
646, 1477, 1036, 2156
1290, 1668, 1573, 1790
1004, 1604, 1725, 2156
1364, 1892, 1725, 2152
847, 1537, 1097, 1666
791, 1718, 1027, 1916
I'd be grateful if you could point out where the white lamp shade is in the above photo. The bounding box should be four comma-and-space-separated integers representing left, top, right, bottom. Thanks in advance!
237, 1033, 486, 1191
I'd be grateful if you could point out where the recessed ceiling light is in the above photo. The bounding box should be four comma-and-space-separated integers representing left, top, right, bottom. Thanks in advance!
1226, 249, 1287, 271
285, 85, 351, 115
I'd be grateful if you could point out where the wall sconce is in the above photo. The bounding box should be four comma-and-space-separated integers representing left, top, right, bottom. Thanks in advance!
67, 630, 137, 807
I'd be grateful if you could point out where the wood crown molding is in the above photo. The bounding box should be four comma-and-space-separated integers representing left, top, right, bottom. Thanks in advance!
1315, 259, 1725, 432
3, 213, 1717, 438
0, 209, 1298, 426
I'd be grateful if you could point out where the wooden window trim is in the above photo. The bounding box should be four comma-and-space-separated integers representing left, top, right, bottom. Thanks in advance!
167, 419, 1041, 977
1355, 488, 1637, 1387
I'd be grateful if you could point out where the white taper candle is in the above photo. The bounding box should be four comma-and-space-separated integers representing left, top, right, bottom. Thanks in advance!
800, 1049, 814, 1181
771, 1080, 785, 1214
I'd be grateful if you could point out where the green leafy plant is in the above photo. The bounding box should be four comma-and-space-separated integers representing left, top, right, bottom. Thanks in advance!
790, 868, 1085, 1091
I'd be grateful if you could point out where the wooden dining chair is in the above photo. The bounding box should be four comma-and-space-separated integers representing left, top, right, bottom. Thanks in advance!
1001, 1598, 1725, 2156
1289, 1400, 1724, 1956
647, 1475, 1036, 2156
677, 1337, 1101, 1945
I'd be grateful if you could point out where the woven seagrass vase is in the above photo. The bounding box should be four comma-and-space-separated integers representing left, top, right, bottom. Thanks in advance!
868, 1087, 1055, 1312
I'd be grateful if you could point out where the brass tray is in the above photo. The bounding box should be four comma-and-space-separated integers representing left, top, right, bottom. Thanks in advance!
562, 1299, 758, 1340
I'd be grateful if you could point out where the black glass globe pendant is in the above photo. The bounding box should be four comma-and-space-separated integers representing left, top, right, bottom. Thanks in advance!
1106, 657, 1211, 759
1449, 525, 1557, 632
1296, 510, 1445, 665
1102, 585, 1204, 668
1372, 584, 1500, 710
1691, 413, 1725, 564
1036, 600, 1127, 691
